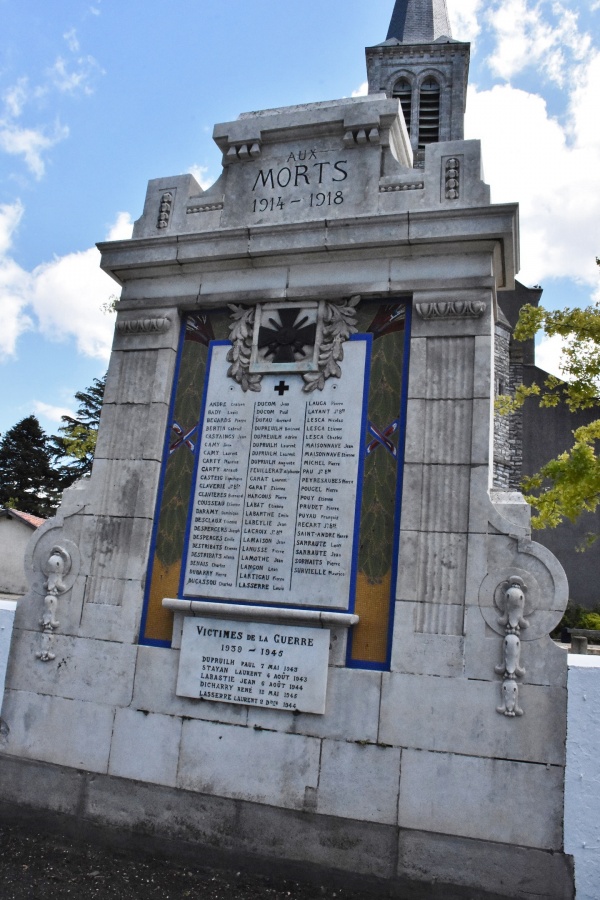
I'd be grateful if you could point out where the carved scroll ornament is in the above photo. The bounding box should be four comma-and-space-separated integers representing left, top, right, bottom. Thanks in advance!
494, 576, 532, 717
36, 546, 71, 662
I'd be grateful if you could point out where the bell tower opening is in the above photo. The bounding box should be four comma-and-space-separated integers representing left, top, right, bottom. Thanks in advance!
418, 77, 440, 148
391, 77, 413, 136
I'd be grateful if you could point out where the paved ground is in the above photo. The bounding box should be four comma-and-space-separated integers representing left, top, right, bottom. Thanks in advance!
0, 821, 379, 900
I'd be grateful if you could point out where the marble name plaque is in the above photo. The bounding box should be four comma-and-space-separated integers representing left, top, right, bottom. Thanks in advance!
176, 616, 330, 713
182, 339, 368, 609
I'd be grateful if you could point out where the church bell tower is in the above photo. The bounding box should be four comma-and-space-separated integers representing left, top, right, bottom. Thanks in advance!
366, 0, 470, 165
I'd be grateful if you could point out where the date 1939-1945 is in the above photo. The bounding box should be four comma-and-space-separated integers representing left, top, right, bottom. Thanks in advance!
253, 191, 344, 213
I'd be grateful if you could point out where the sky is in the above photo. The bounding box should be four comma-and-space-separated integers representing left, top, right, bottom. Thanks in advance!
0, 0, 599, 439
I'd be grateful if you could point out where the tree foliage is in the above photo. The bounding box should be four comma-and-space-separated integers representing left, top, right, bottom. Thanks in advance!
499, 259, 600, 531
0, 416, 61, 517
50, 375, 106, 487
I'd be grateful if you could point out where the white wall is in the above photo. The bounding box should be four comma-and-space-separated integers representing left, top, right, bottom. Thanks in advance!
0, 516, 33, 594
0, 600, 17, 710
565, 655, 600, 900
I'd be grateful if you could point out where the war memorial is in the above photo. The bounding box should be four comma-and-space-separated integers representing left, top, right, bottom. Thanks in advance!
0, 2, 576, 897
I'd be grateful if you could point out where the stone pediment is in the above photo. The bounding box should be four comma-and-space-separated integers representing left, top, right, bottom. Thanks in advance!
130, 95, 492, 242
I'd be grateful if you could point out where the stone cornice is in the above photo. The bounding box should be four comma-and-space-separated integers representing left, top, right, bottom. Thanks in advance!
98, 202, 518, 290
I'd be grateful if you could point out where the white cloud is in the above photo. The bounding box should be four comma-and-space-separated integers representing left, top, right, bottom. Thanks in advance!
351, 81, 369, 97
63, 29, 80, 54
28, 246, 117, 358
0, 200, 24, 257
188, 165, 213, 190
0, 201, 32, 356
0, 209, 131, 363
0, 120, 69, 178
535, 333, 567, 377
0, 31, 102, 179
3, 78, 29, 118
465, 65, 600, 288
486, 0, 591, 86
447, 0, 483, 44
33, 400, 75, 423
106, 212, 133, 241
48, 55, 102, 96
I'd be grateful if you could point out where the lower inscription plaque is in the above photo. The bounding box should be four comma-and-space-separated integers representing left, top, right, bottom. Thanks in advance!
176, 616, 330, 713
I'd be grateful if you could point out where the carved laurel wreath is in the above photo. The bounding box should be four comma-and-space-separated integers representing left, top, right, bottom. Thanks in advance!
226, 305, 262, 392
226, 297, 360, 393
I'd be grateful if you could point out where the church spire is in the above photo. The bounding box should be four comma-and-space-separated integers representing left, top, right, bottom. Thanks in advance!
386, 0, 452, 44
365, 1, 469, 165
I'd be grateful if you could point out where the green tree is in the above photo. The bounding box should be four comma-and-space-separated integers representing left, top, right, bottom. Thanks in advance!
500, 259, 600, 530
50, 375, 106, 487
0, 416, 61, 517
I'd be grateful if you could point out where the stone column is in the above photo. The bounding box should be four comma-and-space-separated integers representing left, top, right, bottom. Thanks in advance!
395, 289, 491, 642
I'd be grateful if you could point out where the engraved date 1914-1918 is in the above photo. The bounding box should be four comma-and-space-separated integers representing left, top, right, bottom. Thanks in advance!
250, 157, 348, 214
252, 191, 344, 213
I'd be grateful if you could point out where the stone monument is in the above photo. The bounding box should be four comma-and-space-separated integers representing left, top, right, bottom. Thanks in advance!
0, 2, 575, 897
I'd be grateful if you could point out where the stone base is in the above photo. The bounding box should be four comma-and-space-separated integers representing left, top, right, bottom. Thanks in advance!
0, 753, 574, 900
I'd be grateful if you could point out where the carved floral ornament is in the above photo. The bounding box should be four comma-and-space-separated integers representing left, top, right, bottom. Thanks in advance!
226, 297, 360, 393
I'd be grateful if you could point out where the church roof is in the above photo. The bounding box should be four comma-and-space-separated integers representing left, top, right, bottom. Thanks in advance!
386, 0, 452, 43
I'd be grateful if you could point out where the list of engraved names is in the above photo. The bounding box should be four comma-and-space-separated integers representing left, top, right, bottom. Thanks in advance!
182, 341, 367, 608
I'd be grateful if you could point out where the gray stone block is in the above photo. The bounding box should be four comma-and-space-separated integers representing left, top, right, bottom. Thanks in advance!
397, 828, 574, 900
317, 739, 401, 825
380, 671, 566, 765
398, 748, 564, 850
286, 258, 389, 296
390, 601, 464, 676
108, 708, 182, 787
103, 348, 177, 406
0, 753, 85, 817
78, 578, 143, 644
198, 264, 288, 302
6, 629, 136, 706
389, 250, 494, 294
85, 766, 241, 850
1, 690, 115, 773
178, 719, 320, 810
86, 458, 161, 520
78, 515, 154, 583
94, 402, 169, 462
